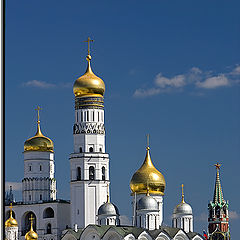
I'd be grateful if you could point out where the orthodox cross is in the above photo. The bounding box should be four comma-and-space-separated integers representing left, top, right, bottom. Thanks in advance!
215, 163, 221, 170
181, 184, 185, 203
29, 214, 35, 226
146, 134, 150, 148
35, 106, 42, 123
9, 202, 13, 211
84, 37, 94, 55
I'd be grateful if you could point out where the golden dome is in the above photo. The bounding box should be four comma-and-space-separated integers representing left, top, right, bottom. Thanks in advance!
5, 204, 18, 228
25, 215, 38, 240
130, 147, 166, 195
24, 121, 54, 152
73, 54, 105, 97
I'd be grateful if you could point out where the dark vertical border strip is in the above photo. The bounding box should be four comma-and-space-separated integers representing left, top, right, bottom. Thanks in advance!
2, 0, 5, 238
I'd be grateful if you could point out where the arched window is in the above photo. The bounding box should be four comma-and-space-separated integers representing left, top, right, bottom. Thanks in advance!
81, 112, 83, 122
40, 194, 42, 200
89, 166, 95, 180
43, 207, 54, 218
102, 166, 105, 180
87, 111, 89, 121
99, 148, 102, 152
89, 147, 93, 152
40, 165, 42, 171
23, 211, 36, 235
29, 165, 32, 171
79, 147, 82, 153
77, 167, 81, 180
46, 223, 51, 234
92, 111, 94, 121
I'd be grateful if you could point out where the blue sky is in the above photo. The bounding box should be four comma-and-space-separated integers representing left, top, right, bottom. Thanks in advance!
5, 0, 240, 238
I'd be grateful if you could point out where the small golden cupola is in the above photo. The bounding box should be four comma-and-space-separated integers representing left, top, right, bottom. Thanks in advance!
130, 138, 166, 195
24, 107, 54, 152
25, 215, 38, 240
5, 203, 18, 228
73, 37, 105, 97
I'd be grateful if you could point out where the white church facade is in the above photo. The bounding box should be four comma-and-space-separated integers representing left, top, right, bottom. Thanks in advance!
5, 39, 204, 240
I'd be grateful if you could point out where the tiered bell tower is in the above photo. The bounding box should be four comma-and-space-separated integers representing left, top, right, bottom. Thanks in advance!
70, 38, 109, 228
22, 107, 56, 203
208, 163, 230, 240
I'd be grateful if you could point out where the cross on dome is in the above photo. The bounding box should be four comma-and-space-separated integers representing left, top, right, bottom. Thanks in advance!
35, 106, 42, 124
215, 163, 221, 170
83, 37, 94, 56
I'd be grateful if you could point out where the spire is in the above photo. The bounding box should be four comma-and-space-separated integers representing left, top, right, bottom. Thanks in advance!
213, 163, 225, 204
181, 184, 185, 203
83, 37, 94, 75
35, 106, 43, 136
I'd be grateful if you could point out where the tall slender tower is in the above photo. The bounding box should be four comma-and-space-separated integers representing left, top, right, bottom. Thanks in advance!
22, 107, 56, 203
70, 38, 109, 228
208, 163, 230, 240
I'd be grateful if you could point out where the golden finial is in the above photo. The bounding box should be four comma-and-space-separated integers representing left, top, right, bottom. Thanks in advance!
146, 134, 150, 150
215, 163, 221, 170
106, 182, 110, 203
83, 37, 94, 59
29, 214, 34, 231
9, 203, 13, 217
34, 106, 43, 136
181, 184, 185, 203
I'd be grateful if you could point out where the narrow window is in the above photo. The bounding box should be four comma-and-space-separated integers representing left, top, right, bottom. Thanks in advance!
102, 166, 105, 180
46, 223, 51, 234
87, 111, 89, 121
93, 111, 94, 121
81, 111, 83, 122
98, 111, 100, 121
89, 147, 93, 152
29, 165, 32, 171
139, 216, 141, 227
182, 218, 185, 229
40, 165, 42, 171
101, 112, 103, 122
89, 166, 95, 180
79, 147, 82, 153
77, 167, 81, 180
107, 219, 109, 225
29, 195, 31, 201
40, 194, 42, 200
99, 148, 102, 152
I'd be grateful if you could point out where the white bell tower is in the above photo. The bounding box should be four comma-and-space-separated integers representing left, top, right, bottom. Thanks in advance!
22, 106, 56, 204
70, 38, 109, 228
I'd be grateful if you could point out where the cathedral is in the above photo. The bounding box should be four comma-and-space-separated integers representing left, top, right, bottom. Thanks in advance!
5, 38, 230, 240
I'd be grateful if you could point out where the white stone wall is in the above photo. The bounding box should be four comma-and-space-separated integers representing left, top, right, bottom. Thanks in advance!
172, 213, 193, 233
22, 151, 56, 203
5, 226, 18, 240
132, 194, 163, 227
5, 202, 70, 240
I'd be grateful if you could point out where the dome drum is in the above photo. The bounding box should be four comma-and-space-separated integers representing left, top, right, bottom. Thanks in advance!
75, 95, 104, 110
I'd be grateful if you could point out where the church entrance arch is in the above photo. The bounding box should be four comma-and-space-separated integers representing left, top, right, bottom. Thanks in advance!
21, 211, 37, 236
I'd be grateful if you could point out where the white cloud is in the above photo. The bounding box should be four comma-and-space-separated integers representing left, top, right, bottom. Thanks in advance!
133, 88, 161, 98
155, 73, 186, 88
119, 215, 131, 225
190, 67, 202, 74
5, 182, 22, 191
229, 211, 239, 220
23, 80, 56, 88
196, 75, 230, 89
231, 65, 240, 75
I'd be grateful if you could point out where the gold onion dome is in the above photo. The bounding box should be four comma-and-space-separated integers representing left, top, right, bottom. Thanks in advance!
24, 108, 54, 152
130, 147, 166, 195
73, 54, 105, 97
5, 204, 18, 227
25, 215, 38, 240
